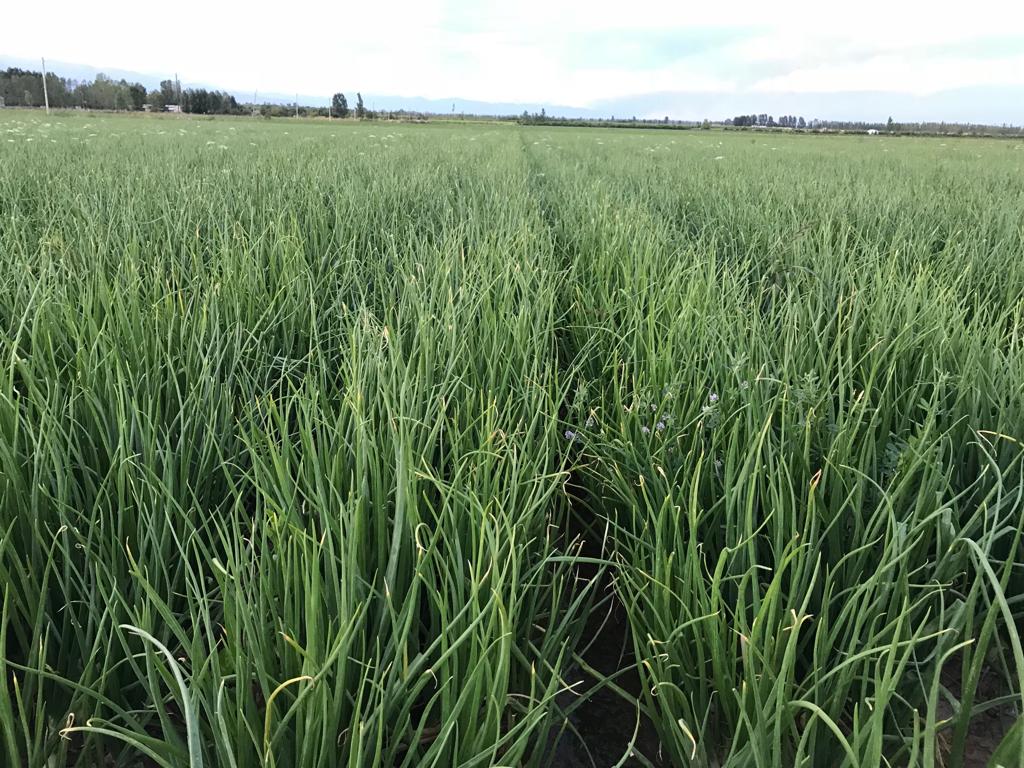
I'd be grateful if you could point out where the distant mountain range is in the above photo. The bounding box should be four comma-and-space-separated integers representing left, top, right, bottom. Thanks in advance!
3, 55, 1022, 125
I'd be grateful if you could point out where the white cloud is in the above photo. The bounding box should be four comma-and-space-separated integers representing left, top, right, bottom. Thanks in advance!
752, 53, 1024, 94
2, 0, 1022, 106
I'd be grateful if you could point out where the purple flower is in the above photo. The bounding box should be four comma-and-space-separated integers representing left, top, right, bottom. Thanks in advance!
564, 430, 577, 441
709, 392, 719, 403
641, 425, 651, 435
656, 421, 666, 432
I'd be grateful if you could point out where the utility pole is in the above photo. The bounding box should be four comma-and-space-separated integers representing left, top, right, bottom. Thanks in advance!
295, 94, 298, 118
253, 90, 258, 117
41, 57, 50, 114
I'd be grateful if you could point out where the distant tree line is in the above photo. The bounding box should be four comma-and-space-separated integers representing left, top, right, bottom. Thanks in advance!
726, 113, 1021, 136
815, 117, 1021, 136
180, 88, 240, 115
516, 110, 704, 130
731, 114, 807, 128
730, 114, 862, 130
0, 68, 385, 120
0, 68, 236, 114
511, 111, 1020, 137
1, 68, 146, 111
517, 117, 702, 130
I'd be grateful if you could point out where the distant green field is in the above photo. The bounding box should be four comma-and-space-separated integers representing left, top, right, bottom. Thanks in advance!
1, 112, 1022, 767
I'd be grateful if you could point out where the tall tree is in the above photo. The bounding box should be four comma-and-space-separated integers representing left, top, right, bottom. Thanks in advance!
355, 92, 365, 118
147, 89, 166, 110
127, 83, 147, 111
86, 74, 119, 110
160, 79, 176, 105
332, 92, 349, 118
187, 88, 208, 114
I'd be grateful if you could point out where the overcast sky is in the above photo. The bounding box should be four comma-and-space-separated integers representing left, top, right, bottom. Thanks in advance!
4, 0, 1024, 121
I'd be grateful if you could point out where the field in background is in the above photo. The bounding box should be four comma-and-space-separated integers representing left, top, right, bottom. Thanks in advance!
1, 113, 1023, 767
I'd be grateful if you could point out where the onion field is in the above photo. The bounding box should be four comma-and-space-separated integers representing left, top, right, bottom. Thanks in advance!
1, 113, 1023, 767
